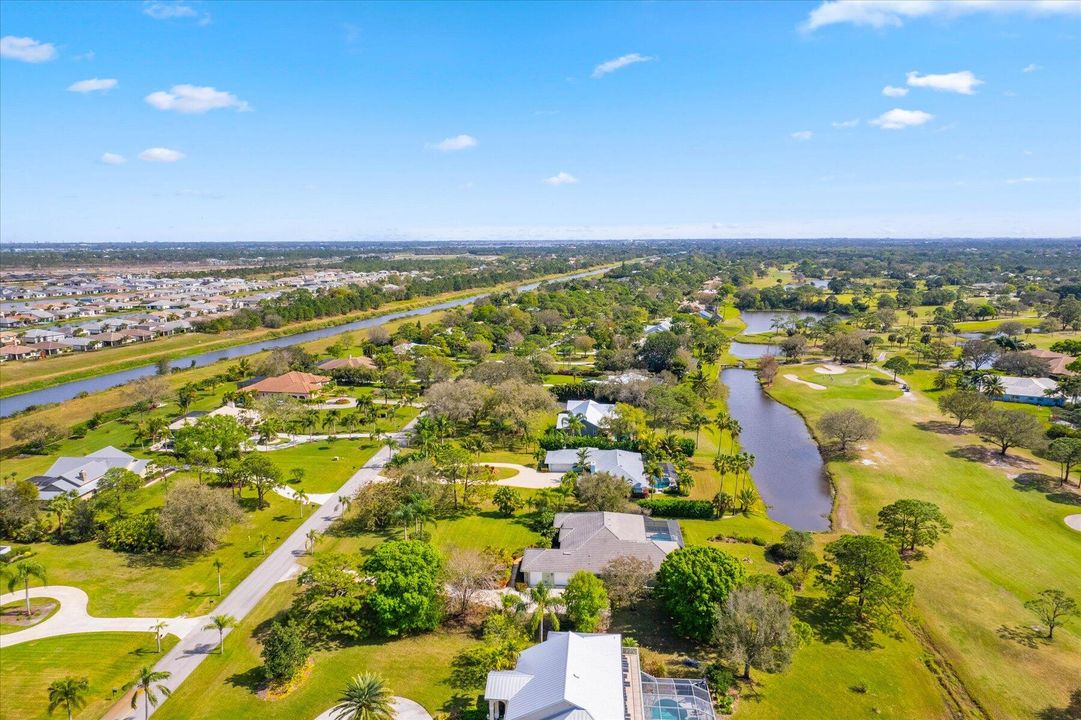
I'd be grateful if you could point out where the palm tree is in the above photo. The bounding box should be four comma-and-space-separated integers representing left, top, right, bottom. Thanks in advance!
688, 369, 712, 399
329, 672, 395, 720
305, 529, 321, 554
124, 666, 172, 720
529, 582, 560, 642
258, 532, 270, 556
212, 557, 224, 596
204, 614, 237, 654
293, 489, 310, 518
564, 412, 585, 437
6, 560, 46, 616
980, 375, 1006, 398
683, 412, 709, 449
47, 676, 89, 720
461, 435, 490, 460
323, 409, 341, 436
150, 620, 168, 653
46, 492, 77, 537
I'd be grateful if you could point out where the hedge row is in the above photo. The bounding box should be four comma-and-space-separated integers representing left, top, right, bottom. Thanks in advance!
637, 497, 715, 519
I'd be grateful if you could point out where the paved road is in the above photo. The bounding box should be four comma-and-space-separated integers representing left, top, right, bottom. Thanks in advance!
0, 586, 203, 648
102, 420, 415, 720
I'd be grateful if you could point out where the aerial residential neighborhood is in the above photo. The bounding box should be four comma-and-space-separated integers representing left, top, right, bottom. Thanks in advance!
2, 2, 1080, 720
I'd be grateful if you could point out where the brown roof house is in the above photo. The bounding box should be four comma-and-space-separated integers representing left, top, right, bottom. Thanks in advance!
1022, 349, 1077, 376
243, 371, 330, 399
317, 355, 377, 371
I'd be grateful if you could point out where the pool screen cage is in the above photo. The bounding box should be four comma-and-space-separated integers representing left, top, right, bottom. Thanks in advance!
639, 673, 716, 720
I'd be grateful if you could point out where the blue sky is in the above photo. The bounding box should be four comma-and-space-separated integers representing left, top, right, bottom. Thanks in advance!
1, 0, 1079, 243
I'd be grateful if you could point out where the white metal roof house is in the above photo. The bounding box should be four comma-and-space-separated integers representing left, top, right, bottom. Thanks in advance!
519, 511, 683, 588
997, 376, 1063, 407
28, 446, 149, 500
484, 632, 714, 720
544, 448, 648, 493
556, 399, 616, 436
643, 318, 672, 336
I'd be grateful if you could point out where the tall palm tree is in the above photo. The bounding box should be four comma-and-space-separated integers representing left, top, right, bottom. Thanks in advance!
980, 375, 1006, 398
151, 620, 168, 653
529, 582, 561, 642
293, 489, 310, 518
564, 412, 585, 437
124, 667, 172, 720
204, 614, 237, 654
46, 492, 77, 538
683, 412, 710, 449
212, 557, 224, 596
329, 672, 395, 720
6, 560, 46, 616
305, 529, 321, 555
47, 676, 89, 720
258, 532, 270, 556
323, 409, 341, 436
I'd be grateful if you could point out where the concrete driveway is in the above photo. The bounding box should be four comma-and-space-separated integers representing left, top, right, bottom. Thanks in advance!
0, 585, 204, 648
314, 696, 433, 720
485, 462, 564, 488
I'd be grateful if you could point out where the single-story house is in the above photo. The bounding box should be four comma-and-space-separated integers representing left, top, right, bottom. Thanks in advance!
168, 402, 261, 431
556, 399, 616, 436
997, 376, 1063, 406
0, 344, 40, 361
28, 446, 150, 500
0, 332, 18, 345
241, 370, 330, 400
1022, 349, 1077, 377
643, 318, 672, 335
519, 511, 683, 587
484, 632, 714, 720
317, 355, 377, 371
60, 336, 102, 352
544, 447, 649, 494
21, 328, 66, 344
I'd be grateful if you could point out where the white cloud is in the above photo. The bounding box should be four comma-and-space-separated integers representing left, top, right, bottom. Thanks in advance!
802, 0, 1081, 32
138, 147, 185, 163
67, 78, 118, 93
1006, 176, 1048, 184
791, 130, 814, 141
832, 118, 860, 129
869, 108, 934, 130
145, 85, 250, 113
428, 134, 478, 152
100, 152, 126, 165
882, 85, 909, 97
0, 36, 57, 63
143, 2, 210, 23
1022, 63, 1042, 73
543, 172, 579, 186
591, 53, 654, 79
906, 70, 983, 95
73, 50, 95, 62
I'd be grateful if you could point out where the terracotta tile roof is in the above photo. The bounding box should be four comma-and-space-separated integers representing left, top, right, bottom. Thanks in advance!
317, 355, 377, 371
1022, 349, 1077, 375
243, 370, 330, 395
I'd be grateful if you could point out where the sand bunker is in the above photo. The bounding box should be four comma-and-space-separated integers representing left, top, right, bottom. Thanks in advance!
785, 374, 826, 390
815, 364, 848, 375
1065, 514, 1081, 532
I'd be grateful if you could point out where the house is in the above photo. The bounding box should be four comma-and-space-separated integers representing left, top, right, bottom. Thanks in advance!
0, 332, 18, 345
556, 399, 616, 436
0, 344, 40, 361
28, 446, 150, 500
997, 376, 1063, 406
317, 355, 377, 371
96, 332, 131, 347
60, 336, 102, 352
20, 328, 66, 344
29, 341, 70, 357
544, 448, 649, 494
484, 632, 714, 720
121, 328, 155, 342
643, 318, 672, 335
519, 511, 683, 587
241, 371, 330, 400
168, 402, 261, 431
1022, 349, 1077, 376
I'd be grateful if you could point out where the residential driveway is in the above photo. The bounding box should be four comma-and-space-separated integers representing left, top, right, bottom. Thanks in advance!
0, 585, 204, 649
103, 418, 420, 720
274, 485, 334, 505
314, 697, 433, 720
485, 462, 563, 488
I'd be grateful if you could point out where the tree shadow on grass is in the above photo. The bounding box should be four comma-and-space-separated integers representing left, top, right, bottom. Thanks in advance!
995, 623, 1042, 649
124, 552, 194, 570
1013, 473, 1081, 506
914, 420, 971, 436
1037, 688, 1081, 720
792, 597, 880, 651
225, 665, 266, 693
947, 445, 1038, 470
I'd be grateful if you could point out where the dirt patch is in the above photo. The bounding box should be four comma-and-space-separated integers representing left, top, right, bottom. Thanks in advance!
0, 598, 58, 629
784, 374, 826, 390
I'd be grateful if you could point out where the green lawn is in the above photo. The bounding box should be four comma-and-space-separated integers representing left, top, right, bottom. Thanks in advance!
0, 632, 177, 720
768, 363, 1081, 719
271, 439, 379, 494
19, 480, 306, 617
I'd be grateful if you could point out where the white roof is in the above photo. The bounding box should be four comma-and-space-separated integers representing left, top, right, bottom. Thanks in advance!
485, 632, 625, 720
544, 448, 645, 486
557, 400, 615, 430
1000, 376, 1058, 398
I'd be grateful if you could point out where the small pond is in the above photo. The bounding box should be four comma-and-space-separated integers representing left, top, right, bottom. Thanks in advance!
720, 368, 832, 531
739, 310, 825, 335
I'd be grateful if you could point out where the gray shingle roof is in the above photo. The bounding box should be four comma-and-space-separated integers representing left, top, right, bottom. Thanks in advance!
520, 512, 682, 575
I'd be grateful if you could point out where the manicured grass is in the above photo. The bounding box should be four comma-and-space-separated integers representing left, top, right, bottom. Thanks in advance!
768, 364, 1081, 719
153, 583, 474, 720
20, 481, 306, 617
0, 632, 177, 720
543, 373, 579, 385
271, 439, 379, 494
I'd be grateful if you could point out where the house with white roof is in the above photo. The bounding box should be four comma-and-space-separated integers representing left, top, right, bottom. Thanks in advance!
484, 632, 714, 720
519, 511, 682, 587
544, 448, 649, 494
643, 318, 672, 336
556, 399, 616, 436
997, 376, 1063, 406
28, 446, 150, 500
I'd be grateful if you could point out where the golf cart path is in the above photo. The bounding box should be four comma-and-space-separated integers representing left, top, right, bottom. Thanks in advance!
0, 585, 205, 648
102, 417, 420, 720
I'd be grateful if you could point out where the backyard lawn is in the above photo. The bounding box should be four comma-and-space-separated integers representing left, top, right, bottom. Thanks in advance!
0, 632, 177, 720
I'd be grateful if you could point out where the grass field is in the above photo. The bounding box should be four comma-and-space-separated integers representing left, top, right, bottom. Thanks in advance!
768, 363, 1081, 719
0, 632, 177, 720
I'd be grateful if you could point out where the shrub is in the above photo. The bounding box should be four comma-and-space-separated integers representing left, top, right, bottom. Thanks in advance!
99, 513, 164, 554
12, 519, 49, 544
638, 497, 714, 519
704, 662, 735, 696
261, 620, 309, 683
551, 382, 597, 402
537, 431, 639, 452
